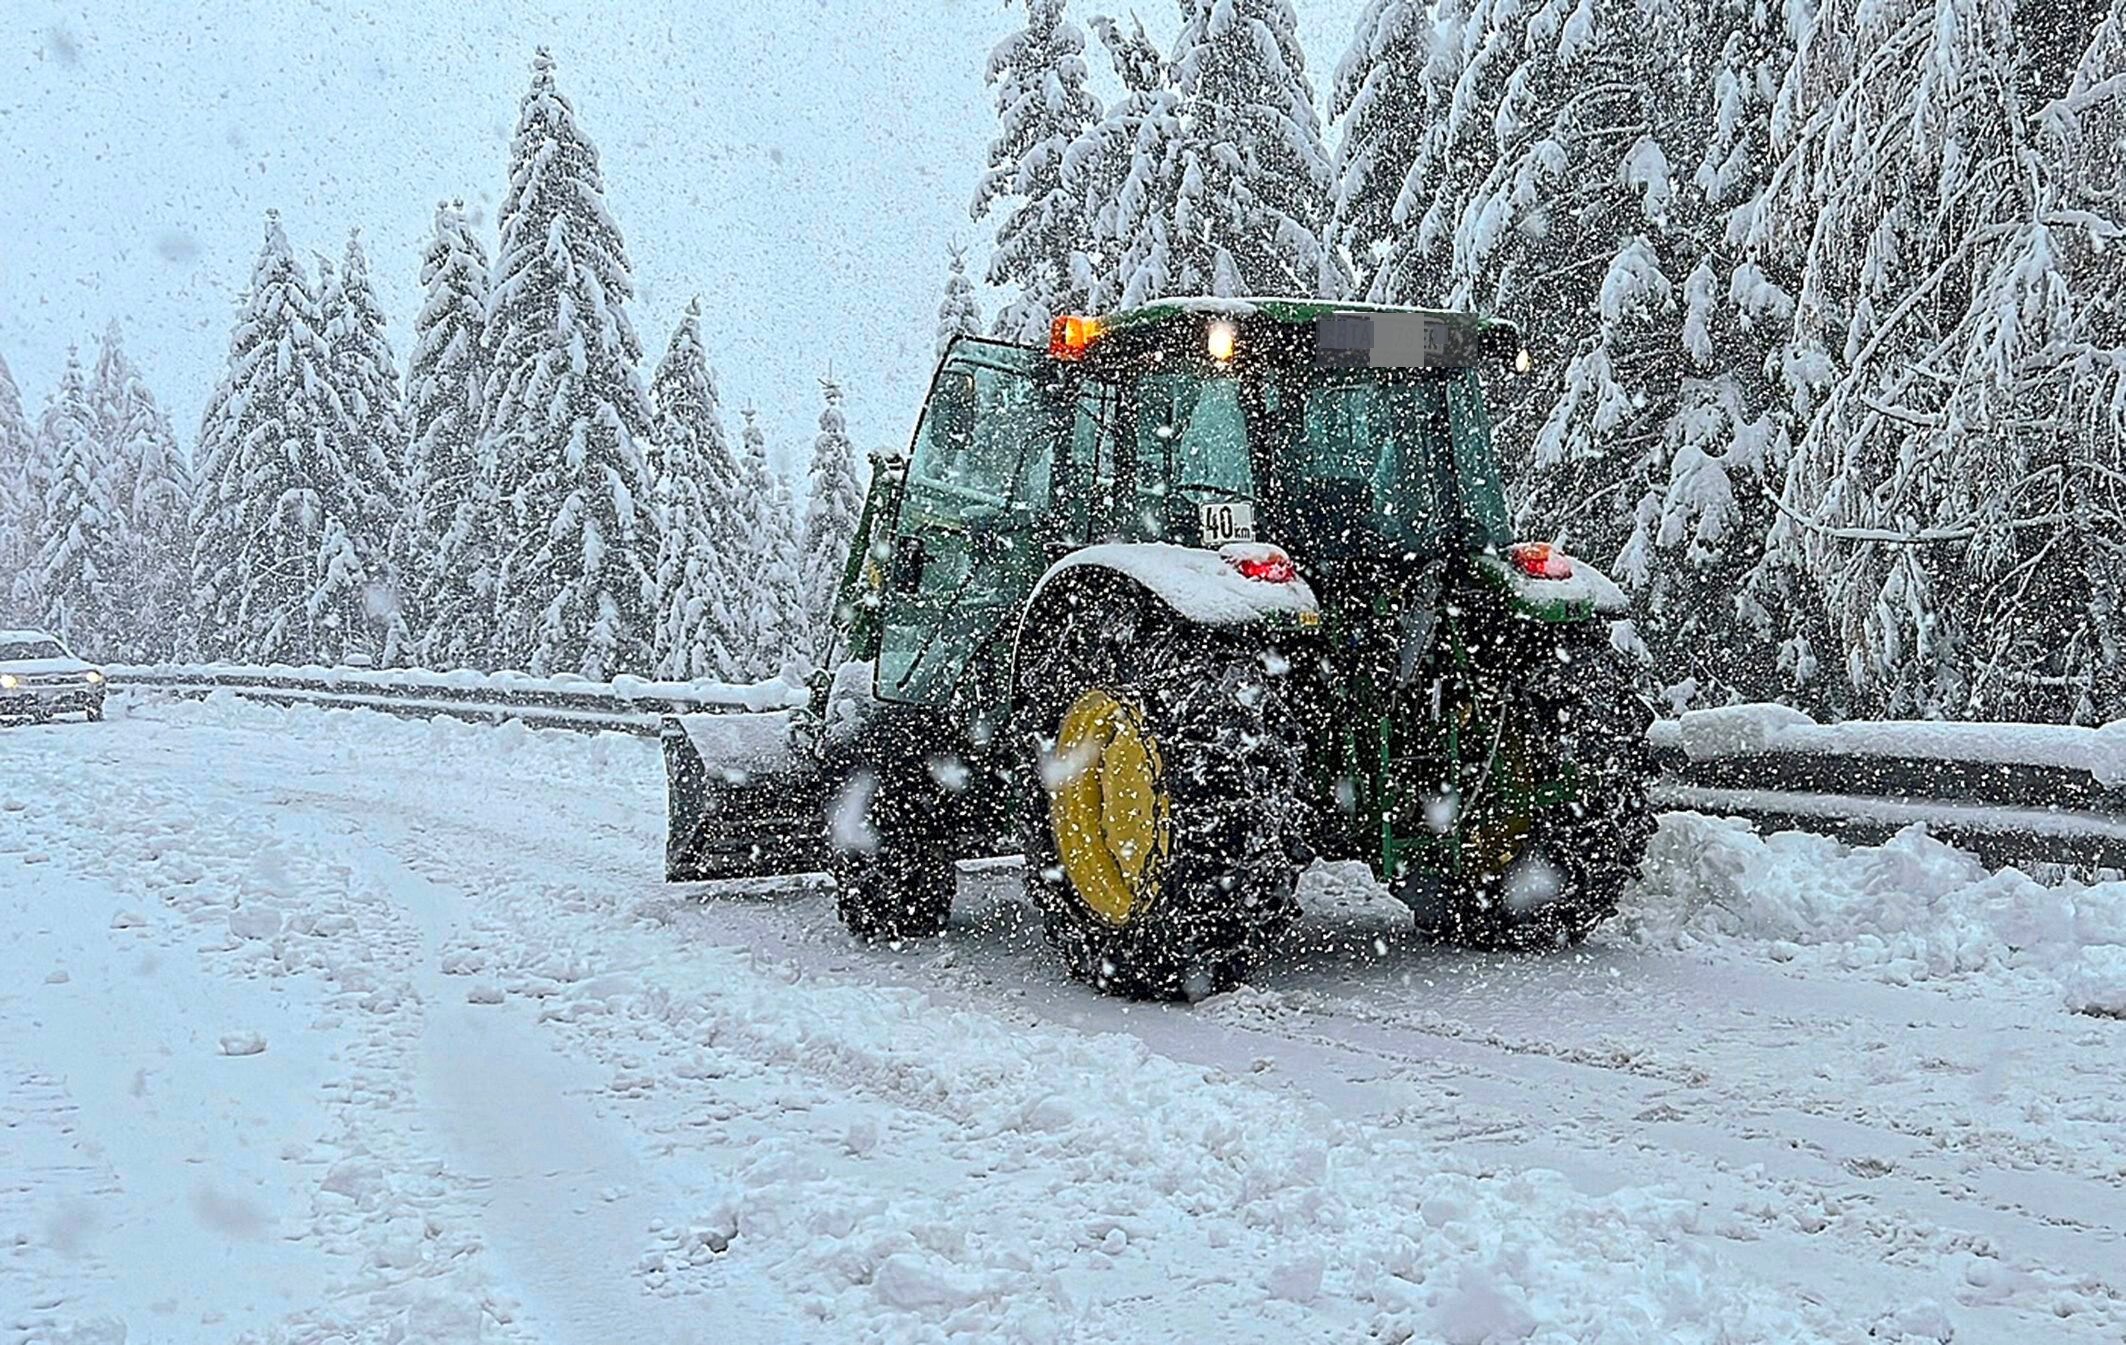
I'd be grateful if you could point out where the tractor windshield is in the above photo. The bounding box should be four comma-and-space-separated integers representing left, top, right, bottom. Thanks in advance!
1115, 366, 1511, 559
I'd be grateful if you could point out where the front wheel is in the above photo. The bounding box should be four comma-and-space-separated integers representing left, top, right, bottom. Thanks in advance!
826, 713, 964, 945
1020, 601, 1305, 1000
1416, 630, 1656, 950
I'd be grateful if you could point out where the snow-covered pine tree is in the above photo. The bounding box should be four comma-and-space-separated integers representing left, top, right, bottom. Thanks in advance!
0, 349, 36, 623
1757, 0, 2035, 717
735, 404, 805, 680
90, 321, 194, 660
1072, 15, 1175, 312
399, 201, 495, 670
936, 243, 985, 356
1631, 1, 1811, 709
480, 50, 661, 679
798, 375, 864, 671
649, 299, 747, 680
1110, 0, 1341, 303
320, 228, 408, 661
972, 0, 1103, 343
1327, 0, 1433, 299
20, 349, 123, 657
1337, 0, 1809, 708
189, 213, 381, 666
1941, 7, 2126, 723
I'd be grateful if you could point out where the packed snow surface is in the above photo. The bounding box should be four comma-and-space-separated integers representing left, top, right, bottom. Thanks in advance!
4, 695, 2124, 1342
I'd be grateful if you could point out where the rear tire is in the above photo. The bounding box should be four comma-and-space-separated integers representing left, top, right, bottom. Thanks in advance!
1020, 599, 1304, 1001
1421, 630, 1656, 950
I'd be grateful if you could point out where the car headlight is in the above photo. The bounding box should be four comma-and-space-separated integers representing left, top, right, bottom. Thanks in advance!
86, 670, 104, 684
0, 674, 17, 690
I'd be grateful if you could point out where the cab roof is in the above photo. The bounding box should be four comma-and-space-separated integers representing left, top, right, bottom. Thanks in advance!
1095, 296, 1517, 341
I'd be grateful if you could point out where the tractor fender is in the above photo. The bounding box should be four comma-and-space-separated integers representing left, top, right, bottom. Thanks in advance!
1012, 543, 1321, 686
1475, 550, 1629, 620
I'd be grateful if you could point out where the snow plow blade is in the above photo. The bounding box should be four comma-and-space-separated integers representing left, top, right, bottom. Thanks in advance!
662, 712, 827, 882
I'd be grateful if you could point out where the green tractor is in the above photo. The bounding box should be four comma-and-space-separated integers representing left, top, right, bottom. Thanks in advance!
664, 299, 1657, 999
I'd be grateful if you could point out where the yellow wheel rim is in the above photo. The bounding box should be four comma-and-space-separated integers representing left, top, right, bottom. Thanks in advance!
1048, 688, 1171, 927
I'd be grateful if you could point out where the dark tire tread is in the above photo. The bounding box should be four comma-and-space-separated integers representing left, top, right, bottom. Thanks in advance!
1019, 599, 1306, 1001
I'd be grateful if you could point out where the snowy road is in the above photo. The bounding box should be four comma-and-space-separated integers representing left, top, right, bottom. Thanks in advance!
4, 696, 2123, 1344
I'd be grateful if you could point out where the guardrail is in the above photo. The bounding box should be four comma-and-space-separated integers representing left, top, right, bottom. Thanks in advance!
109, 662, 809, 736
105, 666, 2126, 870
1649, 703, 2126, 870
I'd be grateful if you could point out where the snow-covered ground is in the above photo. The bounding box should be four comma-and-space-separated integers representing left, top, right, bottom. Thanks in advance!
4, 695, 2123, 1344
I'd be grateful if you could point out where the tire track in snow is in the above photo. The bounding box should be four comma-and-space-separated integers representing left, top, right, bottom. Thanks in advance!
73, 698, 2126, 1341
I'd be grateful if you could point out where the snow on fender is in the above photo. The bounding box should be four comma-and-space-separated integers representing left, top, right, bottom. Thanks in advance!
1476, 549, 1629, 615
1021, 541, 1321, 629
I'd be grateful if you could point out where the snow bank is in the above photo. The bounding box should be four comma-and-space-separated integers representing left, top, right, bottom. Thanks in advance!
1659, 703, 2126, 783
1631, 813, 2126, 1016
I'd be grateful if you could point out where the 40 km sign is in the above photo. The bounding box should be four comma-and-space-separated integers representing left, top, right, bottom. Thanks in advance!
1198, 500, 1256, 545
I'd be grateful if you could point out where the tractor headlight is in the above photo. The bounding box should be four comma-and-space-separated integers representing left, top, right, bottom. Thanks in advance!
0, 674, 17, 690
85, 670, 104, 684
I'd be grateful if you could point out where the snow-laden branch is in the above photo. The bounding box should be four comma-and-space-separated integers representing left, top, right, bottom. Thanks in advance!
1761, 488, 2073, 545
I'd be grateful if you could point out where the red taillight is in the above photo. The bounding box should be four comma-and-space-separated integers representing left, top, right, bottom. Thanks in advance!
1049, 314, 1102, 361
1508, 542, 1573, 580
1229, 549, 1297, 584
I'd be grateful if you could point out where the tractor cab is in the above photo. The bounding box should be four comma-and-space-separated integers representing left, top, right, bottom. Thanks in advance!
868, 300, 1536, 710
1044, 300, 1521, 572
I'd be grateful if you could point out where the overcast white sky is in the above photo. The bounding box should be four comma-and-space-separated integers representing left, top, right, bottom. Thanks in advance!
3, 0, 1362, 474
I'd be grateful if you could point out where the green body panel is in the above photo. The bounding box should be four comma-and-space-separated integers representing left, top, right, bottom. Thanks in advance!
816, 302, 1614, 886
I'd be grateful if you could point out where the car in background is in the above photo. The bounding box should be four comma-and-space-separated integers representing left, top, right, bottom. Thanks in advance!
0, 630, 106, 722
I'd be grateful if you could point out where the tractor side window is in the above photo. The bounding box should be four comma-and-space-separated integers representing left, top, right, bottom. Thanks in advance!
1059, 378, 1123, 545
879, 344, 1060, 705
1447, 370, 1514, 550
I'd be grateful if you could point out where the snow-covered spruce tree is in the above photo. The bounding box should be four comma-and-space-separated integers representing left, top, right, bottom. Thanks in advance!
1628, 1, 1814, 710
21, 349, 123, 657
1939, 8, 2126, 723
1110, 0, 1342, 303
0, 349, 37, 623
190, 213, 382, 665
972, 0, 1103, 342
1071, 15, 1176, 312
1327, 0, 1434, 299
735, 404, 805, 680
320, 229, 409, 660
799, 375, 864, 671
1756, 0, 2036, 718
1337, 0, 1809, 708
480, 50, 660, 679
936, 243, 985, 356
399, 200, 495, 670
90, 322, 194, 660
649, 300, 747, 680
